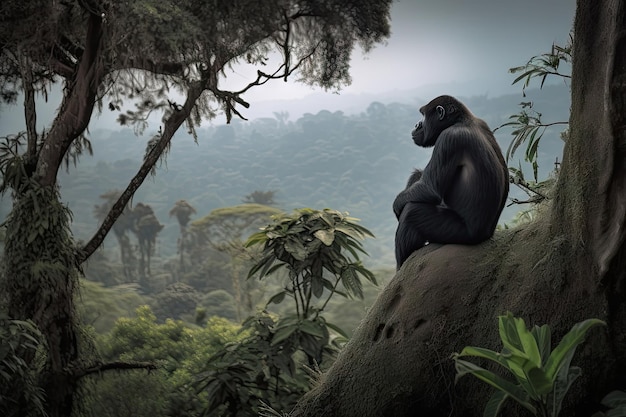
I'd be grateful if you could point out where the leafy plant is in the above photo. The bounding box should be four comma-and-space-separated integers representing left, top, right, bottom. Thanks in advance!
509, 41, 572, 96
196, 312, 317, 417
246, 208, 376, 321
195, 209, 377, 416
592, 390, 626, 417
0, 314, 46, 417
453, 312, 605, 417
497, 39, 571, 183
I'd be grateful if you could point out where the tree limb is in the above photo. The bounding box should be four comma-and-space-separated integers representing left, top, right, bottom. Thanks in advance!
77, 79, 206, 264
18, 55, 38, 164
34, 13, 105, 186
74, 361, 158, 379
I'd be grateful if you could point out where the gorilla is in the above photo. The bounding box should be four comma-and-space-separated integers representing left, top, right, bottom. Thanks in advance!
393, 95, 509, 269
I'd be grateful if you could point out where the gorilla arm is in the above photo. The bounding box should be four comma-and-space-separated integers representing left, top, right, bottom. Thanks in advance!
392, 128, 470, 218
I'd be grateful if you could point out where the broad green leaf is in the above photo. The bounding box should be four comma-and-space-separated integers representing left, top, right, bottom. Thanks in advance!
525, 366, 552, 397
544, 318, 605, 382
601, 390, 626, 408
548, 365, 581, 417
455, 346, 510, 369
311, 275, 324, 298
284, 238, 307, 261
531, 324, 552, 364
266, 291, 286, 305
299, 332, 322, 360
299, 320, 324, 338
271, 324, 298, 346
454, 358, 536, 414
606, 406, 626, 417
498, 313, 541, 368
500, 353, 541, 398
483, 390, 508, 417
244, 231, 267, 247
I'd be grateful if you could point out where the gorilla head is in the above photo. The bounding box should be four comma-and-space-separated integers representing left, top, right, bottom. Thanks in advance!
411, 95, 469, 147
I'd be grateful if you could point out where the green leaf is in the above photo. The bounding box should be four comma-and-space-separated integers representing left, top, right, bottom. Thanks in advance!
454, 358, 536, 414
544, 318, 605, 383
455, 346, 510, 369
531, 324, 551, 364
311, 275, 324, 298
525, 366, 552, 397
498, 313, 541, 368
271, 324, 298, 346
548, 365, 581, 416
284, 238, 307, 261
299, 332, 322, 360
299, 320, 324, 338
601, 390, 626, 408
247, 253, 275, 278
483, 390, 508, 417
313, 229, 335, 246
266, 291, 286, 305
606, 406, 626, 417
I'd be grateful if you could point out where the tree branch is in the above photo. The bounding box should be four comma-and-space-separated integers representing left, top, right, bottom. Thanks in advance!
74, 361, 157, 380
18, 55, 38, 164
78, 79, 206, 264
35, 13, 105, 186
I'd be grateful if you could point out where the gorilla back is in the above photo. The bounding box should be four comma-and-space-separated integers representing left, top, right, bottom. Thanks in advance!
393, 95, 509, 269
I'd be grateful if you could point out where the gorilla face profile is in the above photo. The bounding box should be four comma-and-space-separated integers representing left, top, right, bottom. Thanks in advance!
393, 95, 509, 269
411, 99, 455, 147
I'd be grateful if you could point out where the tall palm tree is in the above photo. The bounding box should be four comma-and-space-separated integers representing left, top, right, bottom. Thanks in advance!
93, 190, 136, 280
132, 203, 163, 288
169, 200, 196, 274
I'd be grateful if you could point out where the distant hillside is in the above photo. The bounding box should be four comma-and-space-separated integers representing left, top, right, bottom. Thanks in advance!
2, 84, 570, 268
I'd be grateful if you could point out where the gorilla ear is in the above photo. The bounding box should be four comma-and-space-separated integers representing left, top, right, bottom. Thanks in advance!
436, 105, 445, 121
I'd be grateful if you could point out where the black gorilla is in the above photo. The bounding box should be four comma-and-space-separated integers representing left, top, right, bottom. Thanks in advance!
393, 95, 509, 269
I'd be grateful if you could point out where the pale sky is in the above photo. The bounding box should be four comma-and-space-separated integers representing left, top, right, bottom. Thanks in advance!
0, 0, 576, 130
221, 0, 576, 104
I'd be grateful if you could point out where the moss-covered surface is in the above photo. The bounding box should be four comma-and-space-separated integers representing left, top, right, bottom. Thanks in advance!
290, 220, 611, 417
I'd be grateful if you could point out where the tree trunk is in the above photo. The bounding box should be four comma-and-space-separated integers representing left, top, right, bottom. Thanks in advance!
290, 2, 626, 416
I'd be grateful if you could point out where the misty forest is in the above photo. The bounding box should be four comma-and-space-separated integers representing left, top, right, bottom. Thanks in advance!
1, 1, 626, 417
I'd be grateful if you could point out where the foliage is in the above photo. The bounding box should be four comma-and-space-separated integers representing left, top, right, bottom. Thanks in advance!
77, 279, 148, 333
93, 190, 138, 281
509, 41, 572, 96
0, 183, 78, 417
497, 39, 571, 183
151, 282, 201, 322
86, 306, 242, 417
191, 204, 283, 249
1, 0, 392, 415
591, 390, 626, 417
196, 312, 335, 417
243, 190, 278, 205
453, 313, 605, 417
188, 204, 282, 320
196, 290, 238, 322
194, 208, 376, 416
0, 314, 46, 417
246, 208, 376, 319
170, 200, 197, 273
132, 203, 164, 283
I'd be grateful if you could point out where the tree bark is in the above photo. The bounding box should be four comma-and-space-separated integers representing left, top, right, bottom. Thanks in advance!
290, 2, 626, 416
35, 13, 105, 187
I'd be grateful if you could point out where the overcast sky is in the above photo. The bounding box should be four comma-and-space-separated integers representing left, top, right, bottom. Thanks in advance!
0, 0, 577, 131
223, 0, 576, 104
